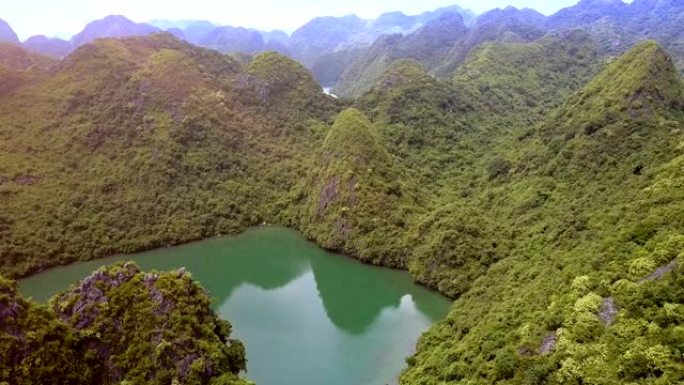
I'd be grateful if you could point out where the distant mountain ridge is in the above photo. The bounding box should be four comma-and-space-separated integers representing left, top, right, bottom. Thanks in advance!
0, 0, 681, 90
141, 5, 477, 61
546, 0, 684, 68
329, 0, 684, 96
332, 6, 548, 96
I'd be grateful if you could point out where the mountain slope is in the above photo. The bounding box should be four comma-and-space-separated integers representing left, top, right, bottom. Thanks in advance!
0, 34, 337, 278
0, 275, 93, 384
551, 40, 683, 127
398, 12, 469, 67
352, 30, 603, 196
334, 7, 548, 97
0, 42, 55, 97
434, 6, 547, 76
289, 5, 476, 68
0, 41, 55, 70
334, 12, 469, 97
453, 29, 600, 117
330, 34, 403, 97
547, 0, 684, 71
290, 15, 367, 65
401, 40, 684, 385
289, 108, 422, 267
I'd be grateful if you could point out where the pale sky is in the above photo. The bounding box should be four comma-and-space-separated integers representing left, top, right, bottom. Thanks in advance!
1, 0, 590, 41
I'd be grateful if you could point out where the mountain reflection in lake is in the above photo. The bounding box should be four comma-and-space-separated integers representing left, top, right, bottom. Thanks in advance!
20, 226, 451, 385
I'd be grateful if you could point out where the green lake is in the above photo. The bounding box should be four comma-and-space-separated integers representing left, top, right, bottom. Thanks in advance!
19, 226, 451, 385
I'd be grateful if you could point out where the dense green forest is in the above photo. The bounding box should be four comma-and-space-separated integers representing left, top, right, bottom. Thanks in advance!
1, 1, 684, 383
1, 263, 250, 384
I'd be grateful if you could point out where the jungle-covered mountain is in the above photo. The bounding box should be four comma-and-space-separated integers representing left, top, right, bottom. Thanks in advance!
0, 33, 338, 277
0, 0, 683, 383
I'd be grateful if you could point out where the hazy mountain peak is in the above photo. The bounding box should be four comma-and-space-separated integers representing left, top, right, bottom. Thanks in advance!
476, 6, 546, 25
402, 12, 468, 56
179, 20, 217, 44
71, 14, 159, 47
0, 18, 19, 45
292, 14, 366, 40
199, 25, 265, 54
289, 14, 368, 64
23, 35, 73, 58
547, 0, 629, 29
424, 4, 477, 25
372, 11, 415, 30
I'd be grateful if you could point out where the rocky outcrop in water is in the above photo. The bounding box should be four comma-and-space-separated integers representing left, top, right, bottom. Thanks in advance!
1, 263, 251, 385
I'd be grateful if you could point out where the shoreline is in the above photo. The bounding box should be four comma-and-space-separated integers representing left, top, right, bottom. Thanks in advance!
16, 223, 454, 303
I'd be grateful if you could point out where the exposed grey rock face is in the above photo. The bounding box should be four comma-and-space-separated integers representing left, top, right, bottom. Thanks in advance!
639, 259, 679, 284
539, 330, 558, 354
599, 297, 618, 326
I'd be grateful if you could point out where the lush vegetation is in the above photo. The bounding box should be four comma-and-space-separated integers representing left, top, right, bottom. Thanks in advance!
398, 41, 684, 384
0, 262, 250, 384
0, 7, 683, 383
0, 33, 337, 278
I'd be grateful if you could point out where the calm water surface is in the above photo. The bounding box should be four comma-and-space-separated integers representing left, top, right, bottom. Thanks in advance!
20, 226, 451, 385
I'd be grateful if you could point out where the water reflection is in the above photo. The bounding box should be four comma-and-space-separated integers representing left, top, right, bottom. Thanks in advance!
310, 249, 404, 334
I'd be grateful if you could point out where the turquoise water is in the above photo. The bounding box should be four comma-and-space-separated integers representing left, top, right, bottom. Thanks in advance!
20, 226, 451, 385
